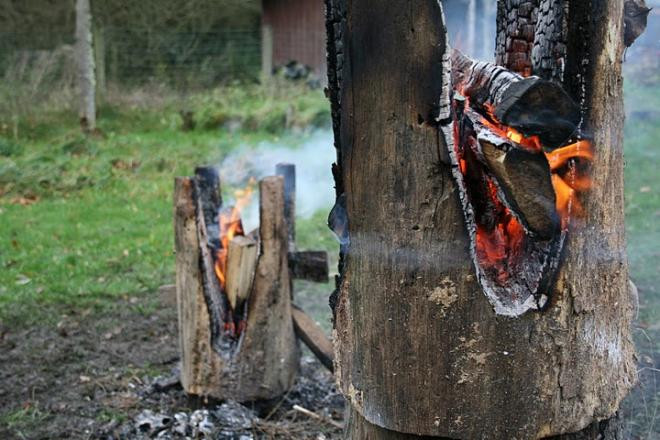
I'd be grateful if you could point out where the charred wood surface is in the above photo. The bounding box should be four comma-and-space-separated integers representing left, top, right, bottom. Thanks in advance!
532, 0, 568, 81
624, 0, 651, 47
495, 0, 540, 75
275, 163, 296, 251
327, 0, 635, 439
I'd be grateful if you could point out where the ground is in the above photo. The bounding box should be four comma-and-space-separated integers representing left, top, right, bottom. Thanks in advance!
0, 77, 658, 438
0, 287, 344, 439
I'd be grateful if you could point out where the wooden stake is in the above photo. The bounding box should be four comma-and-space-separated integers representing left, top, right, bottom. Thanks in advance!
291, 306, 334, 372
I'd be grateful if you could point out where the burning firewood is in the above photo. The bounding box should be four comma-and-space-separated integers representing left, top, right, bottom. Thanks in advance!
225, 235, 258, 310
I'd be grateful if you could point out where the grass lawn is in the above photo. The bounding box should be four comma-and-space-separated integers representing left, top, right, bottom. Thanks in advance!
0, 84, 336, 327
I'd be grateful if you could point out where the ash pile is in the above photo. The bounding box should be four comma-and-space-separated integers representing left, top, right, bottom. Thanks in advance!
98, 357, 345, 440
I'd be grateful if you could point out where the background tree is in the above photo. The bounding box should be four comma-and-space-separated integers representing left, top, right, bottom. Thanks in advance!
326, 0, 637, 438
75, 0, 95, 131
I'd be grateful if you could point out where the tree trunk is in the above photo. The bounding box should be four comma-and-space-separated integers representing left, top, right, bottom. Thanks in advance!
326, 0, 635, 438
75, 0, 96, 132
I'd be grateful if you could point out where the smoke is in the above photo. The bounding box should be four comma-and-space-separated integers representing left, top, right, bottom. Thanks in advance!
217, 129, 336, 232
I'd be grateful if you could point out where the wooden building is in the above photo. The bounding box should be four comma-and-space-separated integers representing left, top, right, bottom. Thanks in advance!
261, 0, 326, 77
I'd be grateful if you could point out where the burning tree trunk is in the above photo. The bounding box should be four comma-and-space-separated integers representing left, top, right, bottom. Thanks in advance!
326, 0, 635, 438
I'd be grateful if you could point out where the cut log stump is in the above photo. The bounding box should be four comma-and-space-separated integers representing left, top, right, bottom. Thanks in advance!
174, 174, 299, 401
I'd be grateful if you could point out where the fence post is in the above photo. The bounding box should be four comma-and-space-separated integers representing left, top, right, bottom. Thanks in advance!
261, 23, 273, 81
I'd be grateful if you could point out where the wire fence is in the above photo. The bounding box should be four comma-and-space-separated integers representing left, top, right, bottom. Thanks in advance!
0, 28, 262, 116
100, 28, 261, 88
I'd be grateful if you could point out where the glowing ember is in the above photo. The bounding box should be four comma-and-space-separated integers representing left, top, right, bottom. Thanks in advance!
482, 104, 542, 153
475, 179, 526, 283
456, 104, 594, 286
478, 107, 594, 230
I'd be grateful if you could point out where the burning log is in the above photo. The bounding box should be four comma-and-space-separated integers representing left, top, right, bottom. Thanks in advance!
174, 173, 299, 401
174, 164, 331, 400
225, 235, 258, 310
447, 50, 598, 314
451, 49, 580, 149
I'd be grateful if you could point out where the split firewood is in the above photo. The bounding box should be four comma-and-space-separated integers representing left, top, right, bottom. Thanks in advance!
291, 305, 334, 372
225, 235, 258, 310
480, 138, 559, 239
452, 49, 580, 149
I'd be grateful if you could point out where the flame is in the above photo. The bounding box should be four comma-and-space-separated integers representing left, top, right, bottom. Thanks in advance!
481, 104, 542, 153
545, 141, 594, 228
478, 104, 594, 229
213, 179, 256, 291
545, 141, 594, 171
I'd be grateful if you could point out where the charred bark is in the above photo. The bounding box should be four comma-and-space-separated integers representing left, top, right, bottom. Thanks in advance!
327, 0, 635, 439
495, 0, 540, 75
531, 0, 568, 82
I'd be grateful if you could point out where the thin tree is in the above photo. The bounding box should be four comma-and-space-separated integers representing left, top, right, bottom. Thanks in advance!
326, 0, 639, 438
75, 0, 96, 132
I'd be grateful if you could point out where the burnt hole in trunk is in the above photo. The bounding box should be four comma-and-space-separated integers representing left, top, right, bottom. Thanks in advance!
444, 51, 595, 316
193, 168, 254, 357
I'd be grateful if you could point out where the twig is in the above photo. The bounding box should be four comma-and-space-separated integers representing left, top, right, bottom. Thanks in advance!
292, 405, 344, 430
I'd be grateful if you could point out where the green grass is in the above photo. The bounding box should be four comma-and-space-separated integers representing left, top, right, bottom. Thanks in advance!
0, 83, 333, 326
624, 81, 660, 331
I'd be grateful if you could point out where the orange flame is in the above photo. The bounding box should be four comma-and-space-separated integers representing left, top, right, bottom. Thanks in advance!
478, 105, 594, 229
545, 141, 594, 228
482, 104, 542, 153
213, 179, 256, 291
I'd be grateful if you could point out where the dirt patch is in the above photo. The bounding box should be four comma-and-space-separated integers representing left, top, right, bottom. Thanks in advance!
0, 289, 344, 439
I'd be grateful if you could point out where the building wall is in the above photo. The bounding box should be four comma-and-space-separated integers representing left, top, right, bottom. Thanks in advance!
262, 0, 326, 75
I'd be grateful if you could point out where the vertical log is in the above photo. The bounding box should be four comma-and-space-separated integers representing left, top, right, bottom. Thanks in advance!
75, 0, 96, 131
174, 177, 223, 396
327, 0, 635, 438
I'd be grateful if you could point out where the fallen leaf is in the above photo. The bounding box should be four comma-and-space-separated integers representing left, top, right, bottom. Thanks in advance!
15, 274, 31, 285
79, 375, 91, 383
9, 195, 39, 206
640, 186, 651, 193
